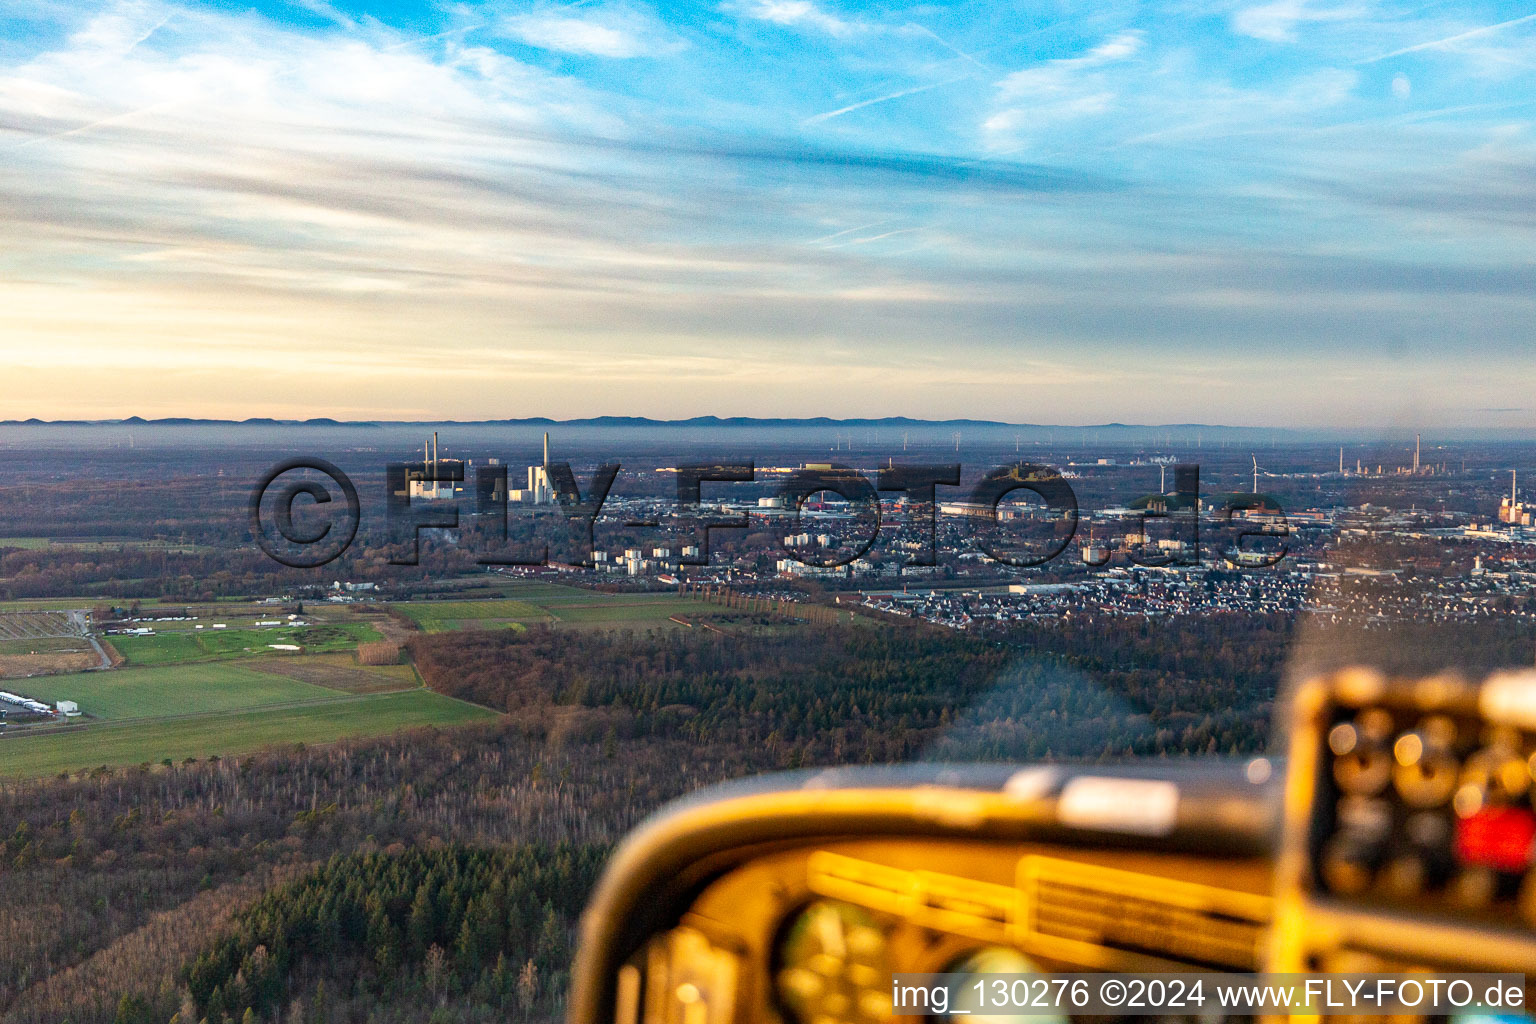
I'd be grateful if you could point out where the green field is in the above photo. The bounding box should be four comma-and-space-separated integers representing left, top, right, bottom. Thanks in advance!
111, 623, 382, 665
391, 587, 746, 632
0, 690, 496, 778
397, 600, 546, 632
543, 599, 702, 624
534, 591, 691, 606
0, 636, 93, 655
121, 603, 331, 631
488, 581, 597, 600
252, 654, 420, 694
0, 537, 209, 553
394, 589, 727, 631
19, 663, 342, 721
0, 598, 100, 612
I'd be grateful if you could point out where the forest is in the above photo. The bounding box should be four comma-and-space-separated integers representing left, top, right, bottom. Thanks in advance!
409, 616, 1289, 761
8, 609, 1536, 1024
181, 845, 607, 1024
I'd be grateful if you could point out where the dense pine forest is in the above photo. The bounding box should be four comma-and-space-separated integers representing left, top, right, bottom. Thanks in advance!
183, 845, 607, 1024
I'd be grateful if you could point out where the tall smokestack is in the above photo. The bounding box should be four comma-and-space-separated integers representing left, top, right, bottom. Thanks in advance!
432, 431, 438, 475
1415, 434, 1420, 473
1339, 447, 1344, 474
543, 431, 550, 467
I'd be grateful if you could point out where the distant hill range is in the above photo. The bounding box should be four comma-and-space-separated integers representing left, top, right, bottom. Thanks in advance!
3, 414, 1285, 432
0, 416, 1511, 443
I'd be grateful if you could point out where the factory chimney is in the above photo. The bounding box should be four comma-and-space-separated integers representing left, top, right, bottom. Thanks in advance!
543, 431, 550, 467
432, 431, 438, 477
1414, 434, 1420, 473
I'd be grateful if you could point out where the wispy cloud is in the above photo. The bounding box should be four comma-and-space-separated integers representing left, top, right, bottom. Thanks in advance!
983, 31, 1143, 148
991, 31, 1143, 102
1232, 0, 1365, 44
500, 4, 683, 58
732, 0, 861, 37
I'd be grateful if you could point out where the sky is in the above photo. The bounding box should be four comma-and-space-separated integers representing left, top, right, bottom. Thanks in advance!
0, 0, 1534, 426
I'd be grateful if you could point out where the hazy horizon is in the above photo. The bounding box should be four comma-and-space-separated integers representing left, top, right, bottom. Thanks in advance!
0, 414, 1528, 448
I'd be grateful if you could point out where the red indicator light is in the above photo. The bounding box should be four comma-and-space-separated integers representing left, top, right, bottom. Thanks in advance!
1456, 806, 1536, 872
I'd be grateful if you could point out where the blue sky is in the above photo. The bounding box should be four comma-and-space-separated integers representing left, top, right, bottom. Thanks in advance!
0, 0, 1534, 426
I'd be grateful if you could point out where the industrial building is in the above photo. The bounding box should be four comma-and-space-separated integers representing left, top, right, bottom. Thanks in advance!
510, 432, 557, 504
1499, 470, 1532, 526
407, 431, 465, 500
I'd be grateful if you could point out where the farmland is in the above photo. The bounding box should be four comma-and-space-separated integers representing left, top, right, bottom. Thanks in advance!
0, 610, 82, 639
0, 536, 210, 553
397, 584, 749, 632
0, 609, 98, 676
17, 662, 344, 721
0, 636, 92, 656
0, 580, 800, 779
395, 599, 546, 632
251, 652, 420, 694
0, 653, 492, 779
0, 690, 495, 777
110, 622, 383, 665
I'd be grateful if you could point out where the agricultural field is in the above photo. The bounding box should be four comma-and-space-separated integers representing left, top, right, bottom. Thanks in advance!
396, 599, 546, 633
250, 653, 420, 694
0, 537, 53, 550
484, 581, 597, 600
542, 598, 713, 625
0, 536, 209, 552
17, 662, 343, 721
0, 654, 493, 779
0, 610, 82, 639
0, 690, 495, 778
0, 597, 158, 613
396, 585, 783, 633
111, 622, 383, 666
114, 603, 324, 631
395, 587, 720, 632
0, 636, 91, 655
0, 635, 102, 678
0, 611, 98, 675
0, 580, 810, 780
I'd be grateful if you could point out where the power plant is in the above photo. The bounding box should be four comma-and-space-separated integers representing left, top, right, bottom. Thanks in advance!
1499, 468, 1531, 525
399, 431, 558, 504
509, 431, 556, 504
407, 430, 464, 500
